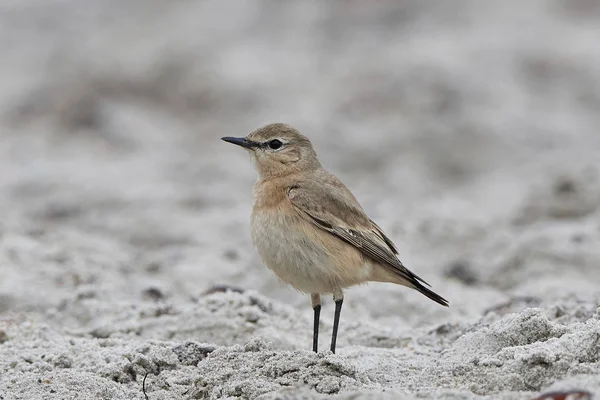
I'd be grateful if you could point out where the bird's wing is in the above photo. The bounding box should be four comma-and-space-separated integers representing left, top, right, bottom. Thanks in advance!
287, 173, 448, 307
369, 218, 399, 254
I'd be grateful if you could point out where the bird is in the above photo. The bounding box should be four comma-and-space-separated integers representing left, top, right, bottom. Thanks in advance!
221, 123, 448, 354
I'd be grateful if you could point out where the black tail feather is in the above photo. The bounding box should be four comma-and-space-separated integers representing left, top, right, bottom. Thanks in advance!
412, 280, 449, 307
397, 266, 449, 307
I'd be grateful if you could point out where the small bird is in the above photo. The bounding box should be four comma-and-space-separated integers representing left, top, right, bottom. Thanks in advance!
222, 123, 448, 354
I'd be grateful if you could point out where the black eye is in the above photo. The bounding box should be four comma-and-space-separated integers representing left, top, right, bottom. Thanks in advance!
268, 139, 283, 150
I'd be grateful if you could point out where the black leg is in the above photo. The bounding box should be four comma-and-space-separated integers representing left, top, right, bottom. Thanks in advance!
330, 299, 343, 354
312, 304, 321, 352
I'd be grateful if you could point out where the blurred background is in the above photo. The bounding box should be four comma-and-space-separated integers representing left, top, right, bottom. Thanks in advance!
1, 0, 599, 334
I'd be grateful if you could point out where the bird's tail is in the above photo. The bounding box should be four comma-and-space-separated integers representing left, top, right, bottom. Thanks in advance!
370, 264, 449, 307
399, 267, 449, 307
410, 279, 449, 307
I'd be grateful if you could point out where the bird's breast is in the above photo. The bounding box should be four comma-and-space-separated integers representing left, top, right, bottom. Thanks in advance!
251, 209, 327, 280
251, 205, 369, 294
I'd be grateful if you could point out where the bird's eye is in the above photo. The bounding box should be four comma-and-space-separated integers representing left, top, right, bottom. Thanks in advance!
268, 139, 283, 150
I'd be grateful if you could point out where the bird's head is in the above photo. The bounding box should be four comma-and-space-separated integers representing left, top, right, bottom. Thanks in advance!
222, 123, 321, 179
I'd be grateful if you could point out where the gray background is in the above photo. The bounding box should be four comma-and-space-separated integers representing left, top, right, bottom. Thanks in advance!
1, 1, 599, 399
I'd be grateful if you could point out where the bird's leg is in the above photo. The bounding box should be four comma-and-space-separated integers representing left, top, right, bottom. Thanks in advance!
330, 289, 344, 354
311, 293, 321, 352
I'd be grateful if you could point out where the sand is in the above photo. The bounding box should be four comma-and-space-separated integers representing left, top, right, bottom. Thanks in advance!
1, 1, 599, 399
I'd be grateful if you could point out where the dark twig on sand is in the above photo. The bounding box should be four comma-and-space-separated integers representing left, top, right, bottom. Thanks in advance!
142, 372, 150, 400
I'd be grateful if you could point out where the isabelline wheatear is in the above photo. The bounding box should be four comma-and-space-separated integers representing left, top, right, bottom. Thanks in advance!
222, 123, 448, 354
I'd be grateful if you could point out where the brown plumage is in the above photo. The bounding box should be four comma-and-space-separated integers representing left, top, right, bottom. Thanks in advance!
222, 123, 448, 354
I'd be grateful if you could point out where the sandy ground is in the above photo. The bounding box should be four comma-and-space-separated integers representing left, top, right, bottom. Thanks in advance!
1, 1, 600, 399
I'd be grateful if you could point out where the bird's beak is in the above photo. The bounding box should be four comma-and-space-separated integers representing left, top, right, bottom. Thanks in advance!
221, 136, 259, 149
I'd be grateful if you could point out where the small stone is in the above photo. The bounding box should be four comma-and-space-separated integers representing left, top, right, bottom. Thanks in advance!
142, 287, 165, 301
0, 330, 8, 344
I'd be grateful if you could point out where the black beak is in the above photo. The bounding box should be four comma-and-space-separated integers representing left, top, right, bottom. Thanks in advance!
221, 136, 258, 149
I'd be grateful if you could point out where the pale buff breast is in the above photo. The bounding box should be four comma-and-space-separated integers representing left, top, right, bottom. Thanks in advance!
251, 207, 371, 294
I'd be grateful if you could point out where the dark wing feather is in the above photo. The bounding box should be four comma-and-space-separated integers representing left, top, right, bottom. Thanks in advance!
288, 175, 448, 307
369, 219, 399, 254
